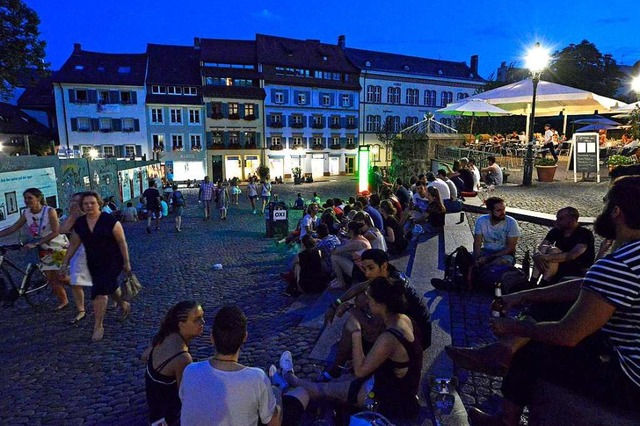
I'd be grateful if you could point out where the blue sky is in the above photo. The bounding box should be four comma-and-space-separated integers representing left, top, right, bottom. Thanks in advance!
25, 0, 640, 82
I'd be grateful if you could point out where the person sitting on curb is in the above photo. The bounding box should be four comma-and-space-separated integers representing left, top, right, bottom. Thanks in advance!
321, 249, 431, 381
471, 196, 520, 289
467, 175, 640, 425
446, 157, 475, 194
280, 276, 424, 422
299, 203, 319, 240
447, 206, 595, 376
285, 235, 330, 296
480, 155, 503, 186
437, 169, 463, 213
293, 193, 305, 210
329, 221, 371, 290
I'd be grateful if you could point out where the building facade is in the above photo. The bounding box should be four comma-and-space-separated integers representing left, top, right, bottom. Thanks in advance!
344, 37, 485, 165
257, 35, 361, 178
53, 44, 149, 159
145, 44, 207, 182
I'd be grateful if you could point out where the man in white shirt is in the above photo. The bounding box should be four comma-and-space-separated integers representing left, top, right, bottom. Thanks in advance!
180, 306, 281, 426
426, 172, 450, 201
543, 124, 558, 162
300, 203, 319, 240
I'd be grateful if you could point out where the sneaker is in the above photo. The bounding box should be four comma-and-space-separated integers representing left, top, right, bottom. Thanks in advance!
279, 350, 294, 376
268, 365, 288, 390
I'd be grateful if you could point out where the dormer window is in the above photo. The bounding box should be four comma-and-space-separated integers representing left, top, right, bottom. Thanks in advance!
438, 69, 443, 75
75, 65, 84, 70
167, 86, 182, 95
404, 65, 410, 71
118, 66, 131, 74
365, 61, 371, 67
323, 56, 328, 61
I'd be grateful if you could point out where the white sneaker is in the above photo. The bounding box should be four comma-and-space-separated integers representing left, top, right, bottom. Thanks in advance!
279, 351, 294, 376
268, 364, 288, 389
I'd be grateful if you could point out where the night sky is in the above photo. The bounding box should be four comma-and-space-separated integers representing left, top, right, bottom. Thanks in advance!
24, 0, 640, 83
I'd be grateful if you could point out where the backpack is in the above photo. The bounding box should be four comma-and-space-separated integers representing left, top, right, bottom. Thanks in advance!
431, 246, 474, 291
173, 191, 185, 207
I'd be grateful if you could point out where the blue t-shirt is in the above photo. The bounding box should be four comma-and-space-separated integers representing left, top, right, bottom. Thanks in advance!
474, 214, 520, 253
365, 205, 384, 231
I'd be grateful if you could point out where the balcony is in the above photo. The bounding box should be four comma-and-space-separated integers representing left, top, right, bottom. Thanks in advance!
292, 144, 304, 150
291, 122, 304, 129
268, 122, 284, 128
345, 143, 356, 150
243, 114, 256, 121
311, 123, 324, 129
312, 144, 325, 151
209, 143, 225, 150
330, 143, 342, 150
329, 123, 342, 129
270, 144, 284, 150
346, 123, 358, 129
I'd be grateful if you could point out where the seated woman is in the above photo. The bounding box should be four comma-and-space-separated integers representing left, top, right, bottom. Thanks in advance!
380, 200, 408, 255
291, 235, 330, 294
277, 276, 423, 422
411, 186, 446, 240
330, 221, 371, 290
143, 301, 204, 425
353, 211, 387, 252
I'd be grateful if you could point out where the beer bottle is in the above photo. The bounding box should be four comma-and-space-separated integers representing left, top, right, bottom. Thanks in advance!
491, 282, 505, 318
522, 249, 531, 280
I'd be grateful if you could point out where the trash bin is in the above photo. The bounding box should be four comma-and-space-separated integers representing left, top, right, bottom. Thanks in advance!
265, 201, 289, 238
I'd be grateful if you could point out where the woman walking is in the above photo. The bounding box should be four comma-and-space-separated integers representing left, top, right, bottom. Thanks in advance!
246, 177, 258, 214
144, 301, 204, 425
0, 187, 69, 310
260, 179, 272, 213
61, 191, 131, 342
59, 193, 93, 324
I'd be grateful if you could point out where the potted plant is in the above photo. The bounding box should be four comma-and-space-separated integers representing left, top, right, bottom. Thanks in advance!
257, 164, 270, 182
607, 154, 635, 174
292, 167, 303, 185
535, 157, 557, 182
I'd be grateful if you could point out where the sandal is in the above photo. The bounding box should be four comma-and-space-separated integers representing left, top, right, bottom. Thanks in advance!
69, 311, 86, 324
119, 302, 131, 322
91, 327, 104, 342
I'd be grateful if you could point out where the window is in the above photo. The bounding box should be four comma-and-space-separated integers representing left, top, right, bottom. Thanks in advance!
167, 86, 182, 95
211, 102, 223, 118
170, 108, 182, 124
77, 117, 91, 132
229, 132, 239, 145
75, 89, 88, 102
232, 79, 253, 87
331, 116, 340, 126
274, 92, 284, 104
189, 109, 201, 124
312, 115, 323, 128
291, 115, 303, 126
152, 134, 165, 152
387, 87, 400, 104
424, 90, 437, 107
406, 88, 419, 105
347, 137, 354, 145
103, 146, 115, 157
457, 92, 469, 101
342, 94, 350, 107
322, 94, 331, 106
347, 116, 356, 128
118, 66, 131, 74
151, 108, 163, 124
270, 114, 282, 127
271, 136, 281, 146
405, 116, 419, 128
120, 91, 132, 104
386, 116, 401, 132
297, 93, 307, 105
151, 85, 166, 94
99, 91, 109, 104
366, 115, 381, 132
366, 85, 381, 103
313, 136, 324, 146
122, 118, 135, 132
245, 132, 256, 146
440, 91, 453, 106
184, 87, 197, 95
206, 77, 228, 86
244, 104, 255, 118
81, 146, 93, 157
190, 134, 202, 150
292, 136, 303, 146
171, 134, 184, 150
228, 103, 239, 117
99, 117, 112, 132
125, 145, 136, 157
331, 136, 340, 146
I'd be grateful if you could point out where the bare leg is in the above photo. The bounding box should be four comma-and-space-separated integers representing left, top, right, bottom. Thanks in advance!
92, 295, 108, 341
71, 285, 85, 319
46, 271, 68, 308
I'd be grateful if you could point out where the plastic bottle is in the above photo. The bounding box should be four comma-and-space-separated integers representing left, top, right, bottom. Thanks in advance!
363, 391, 378, 412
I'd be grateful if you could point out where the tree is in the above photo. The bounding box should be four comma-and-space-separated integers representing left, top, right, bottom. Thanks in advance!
0, 0, 48, 101
377, 116, 399, 161
543, 40, 624, 98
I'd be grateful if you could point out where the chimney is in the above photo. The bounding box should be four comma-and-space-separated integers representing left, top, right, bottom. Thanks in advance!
73, 43, 82, 53
338, 35, 346, 50
194, 37, 201, 49
470, 55, 479, 76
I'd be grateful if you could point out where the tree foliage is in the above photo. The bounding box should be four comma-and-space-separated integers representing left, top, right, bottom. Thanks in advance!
543, 40, 624, 98
0, 0, 48, 101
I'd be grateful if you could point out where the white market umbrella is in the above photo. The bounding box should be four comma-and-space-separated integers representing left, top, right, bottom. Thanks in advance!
469, 78, 627, 138
612, 101, 640, 118
437, 99, 510, 133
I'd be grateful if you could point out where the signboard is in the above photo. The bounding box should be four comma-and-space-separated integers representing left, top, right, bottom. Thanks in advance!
273, 210, 287, 221
571, 133, 600, 183
0, 167, 58, 242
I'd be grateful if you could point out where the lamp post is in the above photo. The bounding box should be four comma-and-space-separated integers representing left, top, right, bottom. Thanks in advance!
522, 42, 550, 186
632, 75, 640, 102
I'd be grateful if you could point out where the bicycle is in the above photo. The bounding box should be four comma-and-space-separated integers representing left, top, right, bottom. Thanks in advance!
0, 244, 52, 309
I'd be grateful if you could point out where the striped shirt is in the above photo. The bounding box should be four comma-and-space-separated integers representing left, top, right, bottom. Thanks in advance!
582, 239, 640, 389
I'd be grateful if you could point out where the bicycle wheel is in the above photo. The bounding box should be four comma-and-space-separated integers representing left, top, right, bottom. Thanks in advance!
23, 265, 52, 308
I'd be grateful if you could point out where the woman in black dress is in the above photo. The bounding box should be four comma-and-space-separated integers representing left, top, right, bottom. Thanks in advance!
61, 191, 132, 342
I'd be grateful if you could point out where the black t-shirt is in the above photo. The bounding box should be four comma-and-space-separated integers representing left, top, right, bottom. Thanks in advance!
143, 188, 161, 210
544, 226, 595, 279
457, 168, 474, 192
389, 268, 432, 348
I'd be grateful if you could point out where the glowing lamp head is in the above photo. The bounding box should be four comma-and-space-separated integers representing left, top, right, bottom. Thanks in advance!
632, 75, 640, 94
88, 148, 99, 160
525, 42, 550, 74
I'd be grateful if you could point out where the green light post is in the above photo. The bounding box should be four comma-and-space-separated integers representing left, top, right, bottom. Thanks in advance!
357, 145, 370, 193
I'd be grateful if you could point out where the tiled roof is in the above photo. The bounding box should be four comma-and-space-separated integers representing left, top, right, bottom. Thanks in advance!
345, 48, 484, 81
0, 102, 51, 136
53, 46, 147, 86
256, 34, 359, 73
146, 44, 201, 85
199, 39, 257, 64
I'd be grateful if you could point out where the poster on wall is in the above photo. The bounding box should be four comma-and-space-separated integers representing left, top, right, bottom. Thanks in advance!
119, 170, 132, 202
0, 167, 58, 241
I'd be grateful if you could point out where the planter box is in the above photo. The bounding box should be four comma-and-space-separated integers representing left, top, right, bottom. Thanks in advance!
536, 165, 557, 182
330, 144, 342, 150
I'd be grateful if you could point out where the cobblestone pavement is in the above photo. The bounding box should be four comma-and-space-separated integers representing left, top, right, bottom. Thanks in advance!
0, 175, 610, 425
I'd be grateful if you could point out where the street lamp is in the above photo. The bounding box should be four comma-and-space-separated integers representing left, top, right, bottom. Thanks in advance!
522, 42, 551, 186
632, 75, 640, 101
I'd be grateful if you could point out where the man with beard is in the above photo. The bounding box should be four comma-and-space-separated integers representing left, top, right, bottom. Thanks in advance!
473, 197, 520, 272
467, 176, 640, 424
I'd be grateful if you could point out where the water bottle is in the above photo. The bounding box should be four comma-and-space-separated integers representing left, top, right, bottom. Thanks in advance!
363, 391, 378, 412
